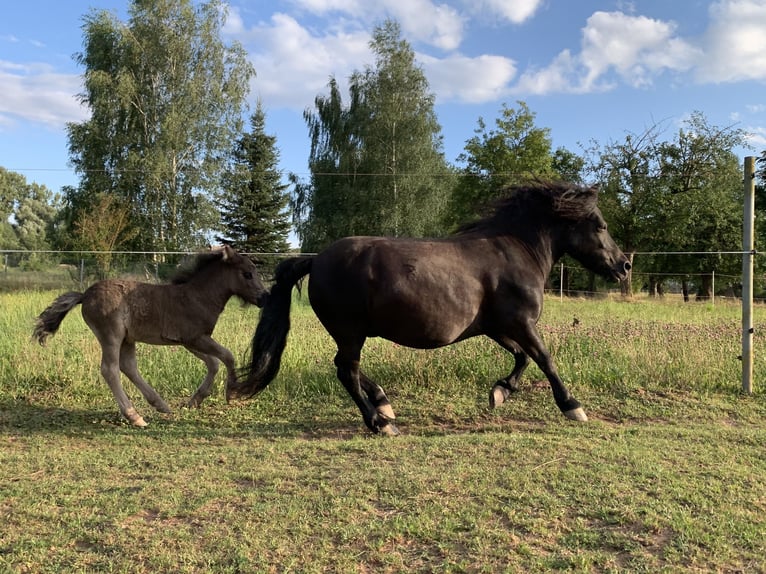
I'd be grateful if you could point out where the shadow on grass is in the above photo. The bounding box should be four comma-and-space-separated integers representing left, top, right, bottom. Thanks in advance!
0, 396, 376, 440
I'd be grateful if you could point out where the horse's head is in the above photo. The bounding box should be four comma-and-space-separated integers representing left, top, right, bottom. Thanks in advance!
221, 245, 269, 307
561, 203, 631, 282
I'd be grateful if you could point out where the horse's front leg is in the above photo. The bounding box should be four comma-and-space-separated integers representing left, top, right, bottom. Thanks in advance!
513, 324, 588, 421
488, 335, 529, 408
334, 342, 399, 436
185, 347, 220, 408
359, 371, 396, 422
119, 341, 172, 415
184, 336, 233, 407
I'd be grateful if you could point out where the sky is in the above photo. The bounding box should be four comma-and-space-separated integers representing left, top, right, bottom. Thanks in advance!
2, 0, 766, 199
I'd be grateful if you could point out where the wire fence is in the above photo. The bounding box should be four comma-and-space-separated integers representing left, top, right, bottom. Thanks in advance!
1, 248, 761, 303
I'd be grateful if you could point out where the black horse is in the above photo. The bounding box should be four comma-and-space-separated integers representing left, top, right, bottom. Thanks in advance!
228, 181, 631, 435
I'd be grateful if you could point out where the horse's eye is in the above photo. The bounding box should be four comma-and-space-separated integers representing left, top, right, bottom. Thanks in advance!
243, 271, 253, 280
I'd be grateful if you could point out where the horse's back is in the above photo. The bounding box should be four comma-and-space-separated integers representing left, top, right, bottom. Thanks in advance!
309, 236, 493, 348
81, 280, 173, 344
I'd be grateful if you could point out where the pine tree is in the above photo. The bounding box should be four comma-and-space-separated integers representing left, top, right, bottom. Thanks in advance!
217, 102, 291, 254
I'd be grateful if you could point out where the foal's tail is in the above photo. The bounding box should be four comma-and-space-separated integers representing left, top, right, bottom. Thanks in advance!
227, 256, 314, 400
32, 291, 84, 345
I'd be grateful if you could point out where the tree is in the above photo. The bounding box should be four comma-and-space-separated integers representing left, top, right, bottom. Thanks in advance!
216, 102, 291, 254
586, 113, 746, 297
72, 193, 138, 276
448, 102, 558, 226
293, 20, 453, 251
66, 0, 254, 252
0, 168, 59, 266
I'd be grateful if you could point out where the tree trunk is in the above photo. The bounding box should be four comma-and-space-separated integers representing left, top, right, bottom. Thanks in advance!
620, 253, 634, 298
696, 274, 713, 301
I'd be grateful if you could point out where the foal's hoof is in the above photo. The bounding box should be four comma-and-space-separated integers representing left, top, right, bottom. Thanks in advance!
126, 411, 148, 427
378, 422, 401, 436
563, 407, 588, 422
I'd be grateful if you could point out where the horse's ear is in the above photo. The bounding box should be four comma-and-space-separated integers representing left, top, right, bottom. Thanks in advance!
221, 245, 236, 261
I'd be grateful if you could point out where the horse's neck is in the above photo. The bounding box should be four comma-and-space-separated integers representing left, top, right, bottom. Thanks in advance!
178, 278, 231, 315
507, 228, 557, 276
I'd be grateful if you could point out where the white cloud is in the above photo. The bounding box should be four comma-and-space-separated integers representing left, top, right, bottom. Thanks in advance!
744, 125, 766, 147
233, 13, 371, 109
513, 50, 594, 95
579, 11, 699, 90
463, 0, 544, 24
0, 61, 87, 130
287, 0, 464, 50
420, 53, 517, 103
511, 10, 700, 95
696, 0, 766, 83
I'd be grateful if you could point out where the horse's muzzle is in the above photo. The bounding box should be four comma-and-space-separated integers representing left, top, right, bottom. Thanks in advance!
613, 259, 631, 281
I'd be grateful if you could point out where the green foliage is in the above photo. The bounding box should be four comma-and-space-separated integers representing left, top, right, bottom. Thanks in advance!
65, 0, 254, 252
586, 112, 747, 296
0, 168, 58, 254
216, 102, 291, 254
294, 20, 454, 251
449, 101, 560, 226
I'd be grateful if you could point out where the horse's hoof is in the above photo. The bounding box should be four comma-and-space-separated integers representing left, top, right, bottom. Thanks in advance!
378, 422, 401, 436
563, 407, 588, 422
490, 384, 509, 408
377, 403, 396, 420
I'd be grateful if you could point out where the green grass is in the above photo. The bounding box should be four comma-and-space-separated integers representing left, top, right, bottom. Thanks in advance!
1, 290, 765, 572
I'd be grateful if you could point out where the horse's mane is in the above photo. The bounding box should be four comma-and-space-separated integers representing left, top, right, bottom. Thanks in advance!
171, 250, 225, 285
454, 180, 599, 236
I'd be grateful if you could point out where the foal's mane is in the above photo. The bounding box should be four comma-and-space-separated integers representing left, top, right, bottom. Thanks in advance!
171, 249, 226, 285
454, 180, 599, 236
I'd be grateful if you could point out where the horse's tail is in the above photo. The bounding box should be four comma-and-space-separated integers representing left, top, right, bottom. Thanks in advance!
32, 291, 84, 346
227, 256, 314, 400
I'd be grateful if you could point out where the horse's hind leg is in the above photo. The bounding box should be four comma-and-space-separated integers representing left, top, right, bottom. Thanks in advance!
97, 341, 148, 427
334, 341, 399, 436
489, 336, 529, 408
185, 347, 220, 408
359, 371, 396, 421
119, 341, 171, 415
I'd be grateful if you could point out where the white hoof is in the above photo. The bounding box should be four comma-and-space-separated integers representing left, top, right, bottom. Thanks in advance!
379, 422, 401, 436
490, 385, 507, 408
377, 403, 396, 420
126, 409, 148, 427
563, 407, 588, 422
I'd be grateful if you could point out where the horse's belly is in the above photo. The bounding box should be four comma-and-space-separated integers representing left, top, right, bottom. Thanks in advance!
370, 306, 477, 349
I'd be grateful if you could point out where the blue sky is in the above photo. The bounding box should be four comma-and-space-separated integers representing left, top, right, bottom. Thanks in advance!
2, 0, 766, 197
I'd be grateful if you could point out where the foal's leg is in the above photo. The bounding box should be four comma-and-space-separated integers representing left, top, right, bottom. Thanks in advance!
488, 335, 529, 408
512, 323, 587, 421
334, 340, 399, 436
97, 339, 147, 427
183, 335, 235, 407
119, 341, 172, 414
359, 371, 396, 421
185, 347, 220, 408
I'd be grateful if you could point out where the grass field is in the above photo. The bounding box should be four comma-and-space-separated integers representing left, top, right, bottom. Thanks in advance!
1, 289, 765, 573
